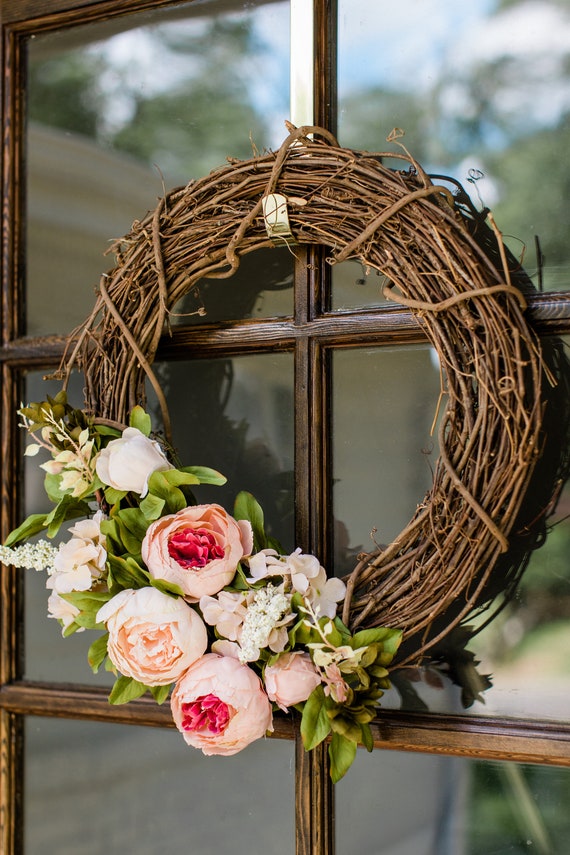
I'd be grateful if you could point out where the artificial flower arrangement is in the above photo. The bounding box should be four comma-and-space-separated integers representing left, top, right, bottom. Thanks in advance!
0, 391, 401, 781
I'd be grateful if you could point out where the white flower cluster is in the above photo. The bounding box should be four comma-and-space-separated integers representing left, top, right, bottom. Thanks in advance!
247, 548, 346, 618
47, 512, 107, 595
201, 583, 294, 664
238, 584, 291, 664
0, 540, 58, 572
45, 512, 107, 633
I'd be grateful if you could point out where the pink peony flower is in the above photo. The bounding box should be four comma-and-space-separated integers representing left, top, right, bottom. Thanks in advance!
264, 652, 321, 711
95, 427, 172, 497
96, 587, 207, 686
142, 504, 253, 600
171, 653, 273, 756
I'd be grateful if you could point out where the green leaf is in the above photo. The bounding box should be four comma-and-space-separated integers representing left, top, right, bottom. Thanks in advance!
87, 633, 109, 673
181, 466, 227, 486
4, 514, 47, 547
43, 471, 66, 503
360, 722, 374, 752
233, 491, 266, 550
149, 577, 185, 598
129, 406, 151, 436
93, 424, 122, 438
300, 685, 332, 751
60, 591, 112, 631
352, 627, 403, 656
139, 492, 165, 521
293, 618, 321, 647
45, 496, 91, 538
328, 732, 357, 783
332, 617, 353, 645
106, 553, 149, 590
150, 684, 172, 705
62, 621, 82, 637
329, 715, 362, 743
104, 487, 127, 505
320, 618, 343, 648
116, 508, 149, 542
147, 471, 187, 514
160, 469, 201, 488
108, 676, 148, 705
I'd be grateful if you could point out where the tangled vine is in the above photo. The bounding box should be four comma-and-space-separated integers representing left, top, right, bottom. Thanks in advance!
59, 124, 557, 665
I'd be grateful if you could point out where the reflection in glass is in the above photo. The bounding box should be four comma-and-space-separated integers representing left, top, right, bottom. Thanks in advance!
333, 346, 441, 574
155, 353, 295, 550
26, 0, 290, 334
333, 345, 570, 721
170, 246, 293, 325
336, 749, 570, 855
337, 0, 570, 302
331, 259, 390, 312
25, 717, 294, 854
466, 478, 570, 722
23, 372, 114, 684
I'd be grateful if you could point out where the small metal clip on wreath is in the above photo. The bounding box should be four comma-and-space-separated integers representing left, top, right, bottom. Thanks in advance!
1, 124, 565, 781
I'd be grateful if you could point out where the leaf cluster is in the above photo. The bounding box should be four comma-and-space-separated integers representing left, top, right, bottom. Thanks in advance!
300, 621, 403, 782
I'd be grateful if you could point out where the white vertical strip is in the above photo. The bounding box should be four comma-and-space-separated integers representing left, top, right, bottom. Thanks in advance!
290, 0, 315, 126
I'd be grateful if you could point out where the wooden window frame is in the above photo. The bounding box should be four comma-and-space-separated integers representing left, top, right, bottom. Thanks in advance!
1, 1, 569, 853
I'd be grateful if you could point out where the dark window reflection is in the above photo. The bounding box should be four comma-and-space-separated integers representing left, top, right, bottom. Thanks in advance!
155, 354, 295, 550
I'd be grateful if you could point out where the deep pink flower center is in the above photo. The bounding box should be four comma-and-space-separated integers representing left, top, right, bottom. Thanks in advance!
168, 527, 224, 569
181, 694, 231, 734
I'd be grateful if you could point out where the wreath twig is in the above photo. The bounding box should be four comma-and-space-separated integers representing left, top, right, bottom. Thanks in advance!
59, 124, 549, 664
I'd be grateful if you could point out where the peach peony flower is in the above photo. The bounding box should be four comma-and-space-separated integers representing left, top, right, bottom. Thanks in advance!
264, 652, 321, 711
95, 427, 172, 497
171, 653, 273, 756
142, 504, 253, 600
96, 587, 207, 685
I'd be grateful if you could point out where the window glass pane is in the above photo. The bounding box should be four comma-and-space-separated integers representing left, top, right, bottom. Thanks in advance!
170, 247, 293, 326
157, 353, 295, 549
337, 0, 570, 307
466, 478, 570, 722
333, 345, 570, 721
25, 717, 294, 854
333, 346, 440, 573
336, 749, 570, 854
26, 0, 291, 335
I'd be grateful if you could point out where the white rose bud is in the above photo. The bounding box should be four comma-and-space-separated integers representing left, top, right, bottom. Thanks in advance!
95, 427, 172, 497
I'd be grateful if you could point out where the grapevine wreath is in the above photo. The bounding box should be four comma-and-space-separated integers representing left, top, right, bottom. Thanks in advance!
2, 124, 569, 779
